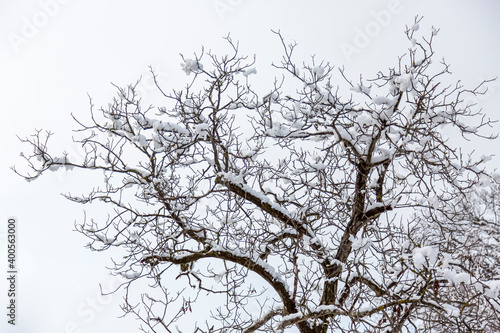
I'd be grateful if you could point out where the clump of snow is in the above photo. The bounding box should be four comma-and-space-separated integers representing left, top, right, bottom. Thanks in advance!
95, 233, 114, 245
242, 67, 257, 77
263, 92, 279, 104
349, 234, 372, 250
484, 279, 500, 298
132, 134, 148, 148
312, 66, 325, 78
350, 84, 371, 95
291, 119, 305, 129
181, 59, 203, 75
152, 121, 190, 135
310, 163, 327, 170
394, 73, 414, 92
194, 123, 210, 139
356, 112, 375, 127
281, 312, 302, 323
411, 23, 420, 31
372, 96, 393, 105
122, 271, 141, 279
293, 102, 301, 116
265, 123, 291, 137
443, 269, 470, 284
220, 171, 244, 185
312, 305, 339, 313
442, 303, 460, 317
112, 118, 123, 130
412, 246, 439, 269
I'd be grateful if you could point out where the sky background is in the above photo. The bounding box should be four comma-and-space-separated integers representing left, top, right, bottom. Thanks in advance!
1, 1, 500, 332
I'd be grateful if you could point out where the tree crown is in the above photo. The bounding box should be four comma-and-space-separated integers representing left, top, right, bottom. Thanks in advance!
15, 20, 500, 333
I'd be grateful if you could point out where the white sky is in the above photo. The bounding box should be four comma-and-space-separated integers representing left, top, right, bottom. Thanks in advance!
1, 1, 499, 332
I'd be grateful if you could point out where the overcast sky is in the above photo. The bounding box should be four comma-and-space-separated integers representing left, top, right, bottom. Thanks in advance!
1, 1, 500, 332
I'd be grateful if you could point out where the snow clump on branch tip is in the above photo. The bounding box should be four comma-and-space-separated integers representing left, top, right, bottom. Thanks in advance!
181, 59, 203, 75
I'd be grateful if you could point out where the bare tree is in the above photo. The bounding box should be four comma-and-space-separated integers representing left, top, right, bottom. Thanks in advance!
15, 20, 500, 332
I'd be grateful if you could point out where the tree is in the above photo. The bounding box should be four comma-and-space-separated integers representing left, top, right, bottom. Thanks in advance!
15, 20, 500, 332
